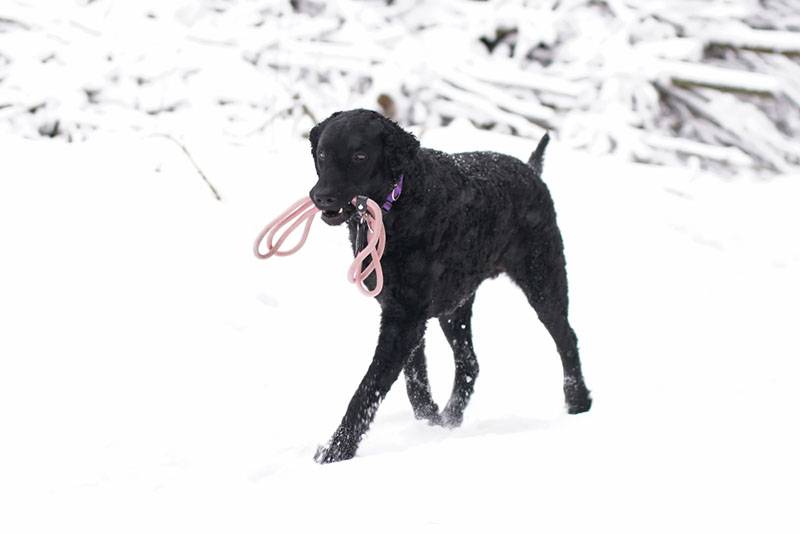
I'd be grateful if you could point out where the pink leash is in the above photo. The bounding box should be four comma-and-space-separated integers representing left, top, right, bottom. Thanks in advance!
253, 196, 387, 297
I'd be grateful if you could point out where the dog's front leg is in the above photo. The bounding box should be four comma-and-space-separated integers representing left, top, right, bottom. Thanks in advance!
315, 313, 426, 464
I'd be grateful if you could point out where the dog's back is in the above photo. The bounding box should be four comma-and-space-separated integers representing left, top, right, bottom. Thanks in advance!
383, 136, 557, 316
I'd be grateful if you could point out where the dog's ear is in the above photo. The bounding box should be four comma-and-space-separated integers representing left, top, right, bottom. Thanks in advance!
309, 111, 342, 159
381, 117, 419, 178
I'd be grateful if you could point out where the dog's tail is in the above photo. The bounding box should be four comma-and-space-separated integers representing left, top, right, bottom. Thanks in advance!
527, 132, 550, 178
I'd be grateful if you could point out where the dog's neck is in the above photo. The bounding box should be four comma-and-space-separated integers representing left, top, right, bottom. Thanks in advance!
346, 152, 429, 243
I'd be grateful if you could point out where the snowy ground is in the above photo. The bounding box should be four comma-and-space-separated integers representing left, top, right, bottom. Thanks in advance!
1, 124, 798, 533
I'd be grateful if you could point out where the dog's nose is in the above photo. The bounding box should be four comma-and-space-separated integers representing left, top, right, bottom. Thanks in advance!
313, 194, 339, 210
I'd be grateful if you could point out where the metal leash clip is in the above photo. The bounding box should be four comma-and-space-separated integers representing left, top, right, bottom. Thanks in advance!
353, 195, 371, 254
354, 195, 370, 220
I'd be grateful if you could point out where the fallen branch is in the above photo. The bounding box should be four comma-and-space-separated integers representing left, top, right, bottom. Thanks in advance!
656, 60, 783, 95
704, 26, 800, 54
459, 62, 584, 99
665, 84, 793, 172
260, 50, 374, 76
430, 81, 545, 138
640, 132, 753, 167
440, 68, 556, 127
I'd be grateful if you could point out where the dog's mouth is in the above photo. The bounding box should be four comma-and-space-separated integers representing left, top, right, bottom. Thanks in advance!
320, 205, 354, 226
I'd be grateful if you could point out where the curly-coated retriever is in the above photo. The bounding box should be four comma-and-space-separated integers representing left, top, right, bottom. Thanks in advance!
308, 109, 591, 463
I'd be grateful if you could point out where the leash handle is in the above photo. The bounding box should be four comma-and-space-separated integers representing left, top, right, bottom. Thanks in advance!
253, 197, 318, 259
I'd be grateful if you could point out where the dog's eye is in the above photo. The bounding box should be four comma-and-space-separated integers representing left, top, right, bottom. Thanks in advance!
318, 150, 327, 161
352, 152, 367, 162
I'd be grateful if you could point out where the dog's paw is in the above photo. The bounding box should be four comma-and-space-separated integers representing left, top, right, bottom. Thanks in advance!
438, 407, 464, 428
413, 403, 441, 424
564, 378, 592, 414
314, 440, 357, 464
420, 412, 444, 426
567, 397, 592, 414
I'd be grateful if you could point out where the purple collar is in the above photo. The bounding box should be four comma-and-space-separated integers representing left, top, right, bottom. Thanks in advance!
381, 175, 404, 212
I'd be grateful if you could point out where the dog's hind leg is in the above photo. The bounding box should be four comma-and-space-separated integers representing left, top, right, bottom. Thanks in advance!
437, 294, 479, 428
314, 312, 427, 463
403, 340, 441, 423
506, 231, 592, 414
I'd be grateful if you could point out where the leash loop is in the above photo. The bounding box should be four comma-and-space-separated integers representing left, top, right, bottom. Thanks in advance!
253, 196, 387, 297
346, 197, 386, 297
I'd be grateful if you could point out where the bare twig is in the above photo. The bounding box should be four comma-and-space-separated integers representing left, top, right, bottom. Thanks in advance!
297, 101, 316, 124
152, 133, 223, 202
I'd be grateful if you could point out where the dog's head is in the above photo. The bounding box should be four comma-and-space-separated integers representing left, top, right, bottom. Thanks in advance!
308, 109, 419, 225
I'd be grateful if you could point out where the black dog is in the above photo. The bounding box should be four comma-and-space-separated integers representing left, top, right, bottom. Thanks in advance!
308, 109, 591, 463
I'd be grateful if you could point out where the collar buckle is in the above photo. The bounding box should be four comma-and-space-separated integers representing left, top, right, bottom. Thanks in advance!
382, 174, 404, 212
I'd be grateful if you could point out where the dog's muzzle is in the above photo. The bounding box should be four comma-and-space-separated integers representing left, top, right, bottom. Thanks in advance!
320, 205, 354, 226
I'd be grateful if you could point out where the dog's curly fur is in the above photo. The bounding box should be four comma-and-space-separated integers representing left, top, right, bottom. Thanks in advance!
308, 109, 591, 463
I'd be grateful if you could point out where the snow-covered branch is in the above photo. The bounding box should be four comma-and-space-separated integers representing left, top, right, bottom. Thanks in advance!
1, 0, 798, 174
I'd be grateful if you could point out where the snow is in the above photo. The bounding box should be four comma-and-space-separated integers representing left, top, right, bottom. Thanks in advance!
1, 123, 798, 533
1, 1, 799, 530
